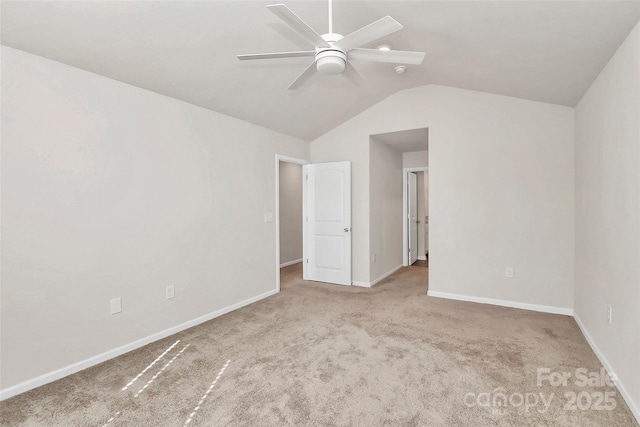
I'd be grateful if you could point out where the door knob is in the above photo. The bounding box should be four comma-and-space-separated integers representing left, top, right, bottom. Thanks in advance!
344, 228, 350, 232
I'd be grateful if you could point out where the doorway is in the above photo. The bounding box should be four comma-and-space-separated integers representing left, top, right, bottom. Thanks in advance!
408, 172, 419, 264
403, 167, 429, 266
275, 155, 309, 292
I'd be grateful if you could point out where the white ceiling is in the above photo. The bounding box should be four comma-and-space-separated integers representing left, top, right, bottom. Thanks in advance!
2, 1, 639, 141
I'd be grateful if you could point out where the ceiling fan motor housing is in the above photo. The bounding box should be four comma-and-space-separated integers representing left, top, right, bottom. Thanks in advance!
316, 49, 346, 75
316, 33, 346, 75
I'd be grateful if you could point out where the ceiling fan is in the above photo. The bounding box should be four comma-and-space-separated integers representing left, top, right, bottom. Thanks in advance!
237, 0, 426, 90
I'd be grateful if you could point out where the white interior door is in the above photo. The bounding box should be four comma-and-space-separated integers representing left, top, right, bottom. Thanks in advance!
409, 172, 418, 264
303, 162, 351, 285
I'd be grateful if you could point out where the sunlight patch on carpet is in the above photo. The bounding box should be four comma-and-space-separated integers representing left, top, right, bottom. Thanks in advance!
122, 339, 181, 391
134, 343, 190, 398
184, 360, 231, 426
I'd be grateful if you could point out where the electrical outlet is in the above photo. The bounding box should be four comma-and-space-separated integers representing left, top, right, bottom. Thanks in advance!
607, 306, 612, 324
505, 267, 514, 278
264, 212, 273, 222
110, 297, 122, 315
166, 285, 175, 300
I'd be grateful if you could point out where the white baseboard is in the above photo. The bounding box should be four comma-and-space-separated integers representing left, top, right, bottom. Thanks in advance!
351, 281, 371, 287
280, 258, 302, 268
0, 288, 278, 401
418, 255, 427, 261
353, 265, 403, 288
573, 312, 640, 424
426, 290, 573, 316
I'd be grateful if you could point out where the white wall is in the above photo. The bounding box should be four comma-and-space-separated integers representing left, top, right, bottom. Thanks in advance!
424, 172, 429, 219
278, 162, 303, 265
311, 84, 574, 309
574, 21, 640, 418
0, 46, 309, 392
403, 150, 428, 168
369, 138, 403, 283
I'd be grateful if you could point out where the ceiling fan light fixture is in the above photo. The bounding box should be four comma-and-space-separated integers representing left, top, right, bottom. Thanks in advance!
378, 44, 391, 51
316, 50, 346, 75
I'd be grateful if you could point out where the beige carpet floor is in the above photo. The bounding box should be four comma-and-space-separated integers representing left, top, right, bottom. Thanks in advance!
1, 262, 637, 426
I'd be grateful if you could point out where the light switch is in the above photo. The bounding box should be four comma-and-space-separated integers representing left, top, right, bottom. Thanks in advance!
264, 212, 274, 222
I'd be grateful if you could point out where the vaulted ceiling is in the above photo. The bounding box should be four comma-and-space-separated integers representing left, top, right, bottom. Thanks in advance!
2, 1, 639, 141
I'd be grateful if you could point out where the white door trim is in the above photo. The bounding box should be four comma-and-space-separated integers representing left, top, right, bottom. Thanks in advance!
403, 167, 428, 266
275, 155, 310, 293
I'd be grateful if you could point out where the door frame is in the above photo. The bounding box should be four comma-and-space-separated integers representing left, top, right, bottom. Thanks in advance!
402, 167, 429, 266
275, 154, 310, 292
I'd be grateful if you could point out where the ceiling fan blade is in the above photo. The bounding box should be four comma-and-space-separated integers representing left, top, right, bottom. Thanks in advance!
237, 51, 316, 61
288, 62, 317, 90
348, 48, 425, 65
333, 16, 403, 52
267, 4, 330, 48
344, 62, 365, 86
